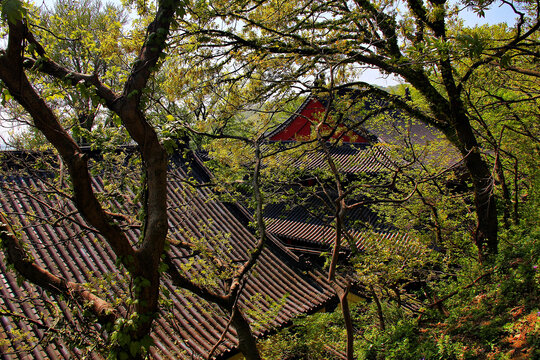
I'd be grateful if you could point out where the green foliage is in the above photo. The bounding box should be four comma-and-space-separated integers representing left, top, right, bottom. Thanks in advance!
0, 0, 27, 24
262, 192, 539, 359
1, 0, 538, 357
108, 312, 154, 359
260, 310, 347, 359
244, 293, 288, 332
356, 314, 437, 360
2, 0, 135, 149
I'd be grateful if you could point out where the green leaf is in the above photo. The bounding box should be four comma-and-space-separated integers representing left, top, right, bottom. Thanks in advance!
118, 332, 130, 345
456, 33, 486, 59
112, 114, 122, 127
110, 331, 118, 343
129, 341, 140, 356
140, 335, 154, 350
1, 0, 27, 24
499, 53, 512, 68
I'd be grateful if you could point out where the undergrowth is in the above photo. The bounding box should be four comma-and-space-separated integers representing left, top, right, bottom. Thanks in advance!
260, 215, 539, 359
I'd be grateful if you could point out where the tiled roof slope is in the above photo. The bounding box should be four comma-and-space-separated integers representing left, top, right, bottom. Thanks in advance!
0, 151, 334, 359
287, 142, 395, 174
263, 192, 417, 256
266, 218, 412, 253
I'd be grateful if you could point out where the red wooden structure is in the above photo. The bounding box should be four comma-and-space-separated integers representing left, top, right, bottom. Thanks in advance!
268, 97, 371, 144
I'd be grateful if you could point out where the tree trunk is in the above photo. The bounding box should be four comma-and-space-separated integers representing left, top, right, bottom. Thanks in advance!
230, 309, 262, 360
337, 284, 354, 360
451, 116, 498, 261
494, 155, 512, 227
406, 36, 499, 261
370, 285, 385, 331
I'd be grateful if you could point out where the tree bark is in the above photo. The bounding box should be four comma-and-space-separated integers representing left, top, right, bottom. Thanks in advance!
370, 285, 385, 331
336, 283, 354, 360
494, 154, 512, 227
230, 309, 262, 360
450, 115, 498, 260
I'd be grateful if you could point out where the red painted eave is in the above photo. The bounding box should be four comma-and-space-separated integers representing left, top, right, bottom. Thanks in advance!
269, 99, 370, 144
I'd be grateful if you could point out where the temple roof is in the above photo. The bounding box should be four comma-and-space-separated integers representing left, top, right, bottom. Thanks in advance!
0, 149, 335, 359
266, 95, 374, 143
259, 90, 442, 256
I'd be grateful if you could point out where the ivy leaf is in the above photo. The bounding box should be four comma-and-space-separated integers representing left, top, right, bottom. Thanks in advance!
140, 335, 154, 351
129, 341, 140, 356
1, 0, 27, 24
